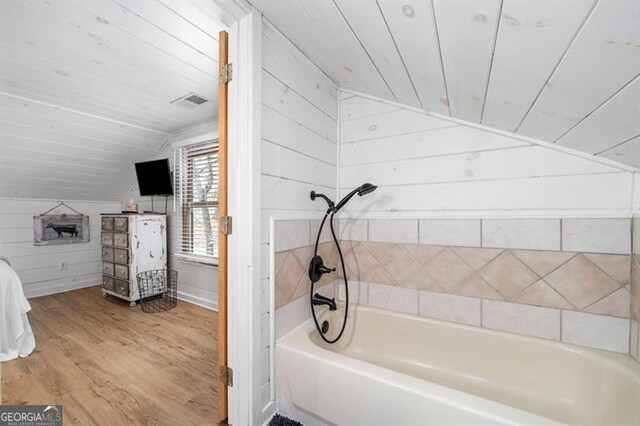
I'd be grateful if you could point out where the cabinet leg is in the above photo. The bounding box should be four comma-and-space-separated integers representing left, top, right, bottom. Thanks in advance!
129, 301, 137, 307
102, 292, 108, 298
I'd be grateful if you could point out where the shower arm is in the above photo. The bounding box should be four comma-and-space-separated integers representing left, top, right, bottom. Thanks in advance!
310, 190, 335, 213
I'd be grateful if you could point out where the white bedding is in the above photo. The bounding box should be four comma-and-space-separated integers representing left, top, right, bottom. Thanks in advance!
0, 258, 36, 362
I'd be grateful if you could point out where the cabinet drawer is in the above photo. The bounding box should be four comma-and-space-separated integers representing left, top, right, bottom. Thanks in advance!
113, 233, 128, 248
101, 217, 114, 231
114, 263, 129, 280
101, 232, 113, 246
102, 262, 114, 276
115, 280, 129, 296
114, 248, 128, 265
114, 217, 128, 232
102, 247, 114, 262
103, 276, 115, 292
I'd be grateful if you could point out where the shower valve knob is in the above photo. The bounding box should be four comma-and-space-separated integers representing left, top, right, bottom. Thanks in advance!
318, 265, 335, 274
308, 255, 335, 283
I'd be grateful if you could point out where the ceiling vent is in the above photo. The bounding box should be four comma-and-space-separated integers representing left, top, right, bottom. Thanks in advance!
171, 92, 209, 108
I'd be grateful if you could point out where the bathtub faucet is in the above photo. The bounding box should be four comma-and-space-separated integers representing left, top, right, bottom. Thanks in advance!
312, 293, 337, 311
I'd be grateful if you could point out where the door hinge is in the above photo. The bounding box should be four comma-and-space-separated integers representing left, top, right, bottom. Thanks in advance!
220, 63, 233, 84
220, 365, 233, 387
220, 215, 233, 235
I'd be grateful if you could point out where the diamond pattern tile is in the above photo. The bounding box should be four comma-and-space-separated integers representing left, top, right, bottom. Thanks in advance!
422, 249, 473, 291
584, 287, 630, 318
583, 253, 630, 286
455, 274, 503, 301
401, 265, 444, 291
274, 234, 633, 321
343, 242, 378, 280
379, 245, 422, 285
274, 251, 289, 277
512, 250, 576, 277
291, 245, 315, 268
479, 251, 538, 300
275, 252, 305, 308
632, 255, 640, 321
545, 255, 620, 310
404, 244, 446, 264
362, 265, 397, 286
362, 241, 394, 262
451, 247, 502, 270
511, 280, 574, 309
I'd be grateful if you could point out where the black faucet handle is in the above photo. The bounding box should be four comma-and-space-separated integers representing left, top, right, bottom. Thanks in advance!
317, 265, 335, 274
308, 255, 335, 283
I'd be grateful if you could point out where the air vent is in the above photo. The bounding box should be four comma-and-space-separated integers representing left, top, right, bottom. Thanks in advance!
170, 92, 209, 108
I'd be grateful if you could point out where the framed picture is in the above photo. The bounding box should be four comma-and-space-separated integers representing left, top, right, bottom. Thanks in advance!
34, 214, 90, 246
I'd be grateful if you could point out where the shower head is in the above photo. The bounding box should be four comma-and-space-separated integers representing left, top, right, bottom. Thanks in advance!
357, 183, 377, 196
334, 183, 377, 212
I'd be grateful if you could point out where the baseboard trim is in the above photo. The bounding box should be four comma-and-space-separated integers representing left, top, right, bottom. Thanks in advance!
25, 278, 100, 299
25, 278, 218, 312
261, 401, 276, 426
177, 290, 218, 311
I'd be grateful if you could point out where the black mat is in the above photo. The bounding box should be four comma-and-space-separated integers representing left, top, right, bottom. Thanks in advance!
269, 414, 303, 426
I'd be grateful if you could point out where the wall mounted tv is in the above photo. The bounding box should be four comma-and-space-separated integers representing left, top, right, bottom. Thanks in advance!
134, 159, 174, 197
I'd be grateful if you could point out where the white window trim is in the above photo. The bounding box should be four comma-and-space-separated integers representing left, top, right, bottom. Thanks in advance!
171, 131, 219, 149
174, 252, 219, 266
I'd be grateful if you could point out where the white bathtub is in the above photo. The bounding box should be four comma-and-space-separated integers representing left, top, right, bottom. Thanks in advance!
276, 304, 640, 425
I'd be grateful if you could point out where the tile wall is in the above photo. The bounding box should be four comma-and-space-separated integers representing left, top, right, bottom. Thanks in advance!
631, 216, 639, 361
273, 220, 337, 339
274, 218, 633, 354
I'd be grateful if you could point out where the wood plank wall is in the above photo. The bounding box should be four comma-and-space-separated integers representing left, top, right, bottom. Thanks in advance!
259, 20, 339, 420
338, 93, 634, 218
0, 198, 119, 297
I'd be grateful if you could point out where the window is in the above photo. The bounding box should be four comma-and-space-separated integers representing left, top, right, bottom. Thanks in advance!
175, 140, 219, 260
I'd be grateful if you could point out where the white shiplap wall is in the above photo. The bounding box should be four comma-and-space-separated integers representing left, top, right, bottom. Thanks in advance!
338, 92, 635, 218
121, 122, 219, 311
250, 0, 640, 169
0, 198, 119, 297
259, 20, 339, 419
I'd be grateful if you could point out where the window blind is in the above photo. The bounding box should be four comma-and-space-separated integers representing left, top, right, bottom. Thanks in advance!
174, 140, 219, 259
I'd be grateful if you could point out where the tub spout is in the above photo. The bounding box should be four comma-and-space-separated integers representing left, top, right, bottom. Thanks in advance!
312, 293, 337, 311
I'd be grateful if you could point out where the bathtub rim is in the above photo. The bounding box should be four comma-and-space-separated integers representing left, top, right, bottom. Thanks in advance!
287, 303, 640, 375
276, 303, 640, 425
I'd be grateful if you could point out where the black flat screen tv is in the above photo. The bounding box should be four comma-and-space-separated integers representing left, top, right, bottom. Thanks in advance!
134, 159, 174, 196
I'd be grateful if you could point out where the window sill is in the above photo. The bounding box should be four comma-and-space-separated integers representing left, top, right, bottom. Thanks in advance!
174, 253, 218, 267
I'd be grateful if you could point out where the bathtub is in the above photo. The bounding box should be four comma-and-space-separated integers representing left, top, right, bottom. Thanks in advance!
276, 304, 640, 425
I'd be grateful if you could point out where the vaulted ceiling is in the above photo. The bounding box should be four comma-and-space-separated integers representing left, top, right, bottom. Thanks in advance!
0, 0, 225, 200
250, 0, 640, 169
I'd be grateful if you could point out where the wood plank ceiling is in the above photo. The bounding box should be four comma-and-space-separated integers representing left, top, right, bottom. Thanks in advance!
0, 0, 226, 200
250, 0, 640, 168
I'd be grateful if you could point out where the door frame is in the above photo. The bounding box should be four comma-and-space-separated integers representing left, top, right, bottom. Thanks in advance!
219, 4, 263, 426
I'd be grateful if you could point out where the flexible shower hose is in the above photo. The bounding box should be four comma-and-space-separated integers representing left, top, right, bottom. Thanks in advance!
309, 211, 349, 344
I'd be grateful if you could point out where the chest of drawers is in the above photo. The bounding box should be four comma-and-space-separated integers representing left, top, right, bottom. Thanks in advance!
100, 214, 167, 306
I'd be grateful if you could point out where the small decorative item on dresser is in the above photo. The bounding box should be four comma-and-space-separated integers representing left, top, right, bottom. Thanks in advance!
136, 269, 178, 313
122, 199, 138, 214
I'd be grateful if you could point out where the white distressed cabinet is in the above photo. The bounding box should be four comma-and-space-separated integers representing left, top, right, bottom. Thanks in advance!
100, 214, 167, 305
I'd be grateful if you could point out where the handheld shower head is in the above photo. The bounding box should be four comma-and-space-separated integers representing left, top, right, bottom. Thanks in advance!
333, 183, 377, 212
357, 183, 377, 196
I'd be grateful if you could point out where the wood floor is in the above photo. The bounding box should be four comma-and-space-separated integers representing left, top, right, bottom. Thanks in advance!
1, 286, 219, 425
